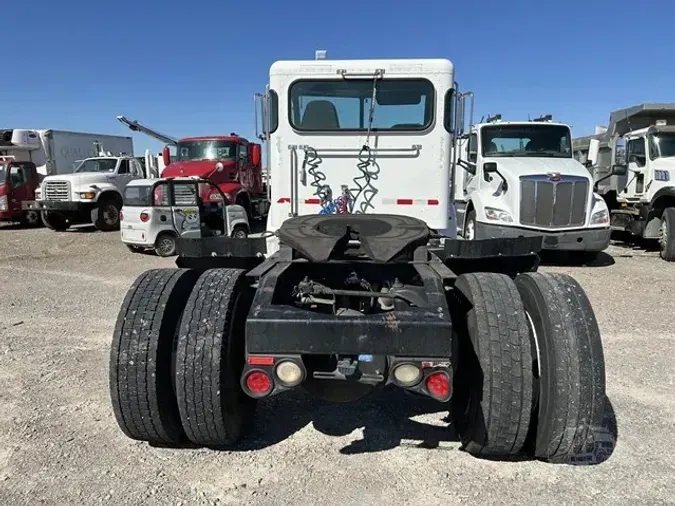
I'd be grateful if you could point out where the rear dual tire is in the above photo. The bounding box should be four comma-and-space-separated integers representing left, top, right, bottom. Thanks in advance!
175, 268, 256, 448
452, 272, 606, 463
109, 267, 254, 447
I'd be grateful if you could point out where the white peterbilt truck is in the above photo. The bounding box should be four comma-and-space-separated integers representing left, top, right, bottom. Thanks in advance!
451, 109, 611, 260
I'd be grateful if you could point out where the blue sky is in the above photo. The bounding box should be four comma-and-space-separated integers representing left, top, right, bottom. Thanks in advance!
3, 0, 673, 155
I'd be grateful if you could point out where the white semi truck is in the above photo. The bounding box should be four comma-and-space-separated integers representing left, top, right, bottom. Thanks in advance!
572, 103, 675, 261
451, 106, 611, 260
109, 53, 608, 467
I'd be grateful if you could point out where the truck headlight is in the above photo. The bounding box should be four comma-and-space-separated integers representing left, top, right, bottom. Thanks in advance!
484, 206, 513, 223
80, 191, 97, 200
590, 209, 609, 225
0, 195, 7, 211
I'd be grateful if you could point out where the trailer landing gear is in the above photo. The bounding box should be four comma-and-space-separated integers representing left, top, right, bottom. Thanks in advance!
109, 214, 608, 463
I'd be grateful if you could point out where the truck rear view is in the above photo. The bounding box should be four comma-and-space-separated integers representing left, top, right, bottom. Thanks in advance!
108, 54, 609, 465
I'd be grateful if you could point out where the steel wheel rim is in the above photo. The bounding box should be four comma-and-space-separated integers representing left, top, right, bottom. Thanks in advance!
159, 237, 175, 255
103, 205, 119, 225
26, 211, 39, 225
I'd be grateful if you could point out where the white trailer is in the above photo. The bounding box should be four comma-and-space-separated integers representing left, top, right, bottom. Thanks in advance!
0, 128, 134, 177
451, 104, 611, 260
572, 104, 675, 261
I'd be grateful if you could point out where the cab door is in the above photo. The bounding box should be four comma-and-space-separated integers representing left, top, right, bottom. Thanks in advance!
114, 159, 137, 192
8, 162, 38, 214
170, 180, 202, 239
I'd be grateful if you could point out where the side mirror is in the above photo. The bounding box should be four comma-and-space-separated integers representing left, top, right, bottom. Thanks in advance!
483, 161, 498, 173
162, 146, 171, 167
250, 143, 261, 167
468, 152, 477, 163
584, 160, 594, 168
611, 163, 628, 176
483, 161, 497, 182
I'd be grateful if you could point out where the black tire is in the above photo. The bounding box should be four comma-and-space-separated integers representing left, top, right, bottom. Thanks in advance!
659, 207, 675, 261
92, 198, 121, 231
231, 225, 248, 239
464, 209, 477, 240
175, 268, 256, 448
451, 272, 534, 457
514, 272, 606, 463
109, 268, 200, 444
41, 211, 68, 231
155, 233, 177, 257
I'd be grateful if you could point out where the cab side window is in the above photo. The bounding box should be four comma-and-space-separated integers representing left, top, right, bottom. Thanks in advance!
467, 134, 478, 163
239, 144, 248, 163
118, 159, 130, 174
627, 138, 646, 167
130, 159, 144, 176
9, 165, 31, 188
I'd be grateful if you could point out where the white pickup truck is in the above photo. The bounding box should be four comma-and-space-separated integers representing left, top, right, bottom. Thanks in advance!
24, 154, 144, 231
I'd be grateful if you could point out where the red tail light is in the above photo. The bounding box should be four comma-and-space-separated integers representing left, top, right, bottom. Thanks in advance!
140, 212, 150, 222
425, 371, 450, 399
119, 211, 124, 221
245, 371, 272, 396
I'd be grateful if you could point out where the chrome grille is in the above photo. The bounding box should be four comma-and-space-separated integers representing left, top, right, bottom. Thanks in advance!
44, 181, 70, 201
520, 175, 589, 228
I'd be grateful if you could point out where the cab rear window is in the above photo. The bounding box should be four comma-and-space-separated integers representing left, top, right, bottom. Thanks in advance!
123, 186, 153, 206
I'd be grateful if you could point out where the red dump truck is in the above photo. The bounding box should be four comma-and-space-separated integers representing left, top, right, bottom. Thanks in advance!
117, 116, 270, 221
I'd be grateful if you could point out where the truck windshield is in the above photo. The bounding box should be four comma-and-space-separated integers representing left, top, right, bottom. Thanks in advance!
75, 158, 118, 173
176, 140, 237, 162
648, 133, 675, 160
289, 79, 434, 131
481, 124, 572, 158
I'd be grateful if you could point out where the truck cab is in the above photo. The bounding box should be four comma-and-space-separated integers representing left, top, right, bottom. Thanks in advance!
0, 157, 42, 226
116, 116, 270, 222
453, 112, 611, 256
254, 56, 456, 256
28, 151, 144, 231
573, 104, 675, 261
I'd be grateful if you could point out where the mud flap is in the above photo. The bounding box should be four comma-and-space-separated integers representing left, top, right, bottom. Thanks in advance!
440, 236, 543, 276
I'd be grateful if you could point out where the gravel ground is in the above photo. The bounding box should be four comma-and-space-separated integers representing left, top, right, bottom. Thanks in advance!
1, 224, 674, 506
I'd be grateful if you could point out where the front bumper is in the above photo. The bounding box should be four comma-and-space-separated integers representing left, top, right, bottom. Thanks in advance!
23, 200, 84, 212
475, 222, 611, 252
